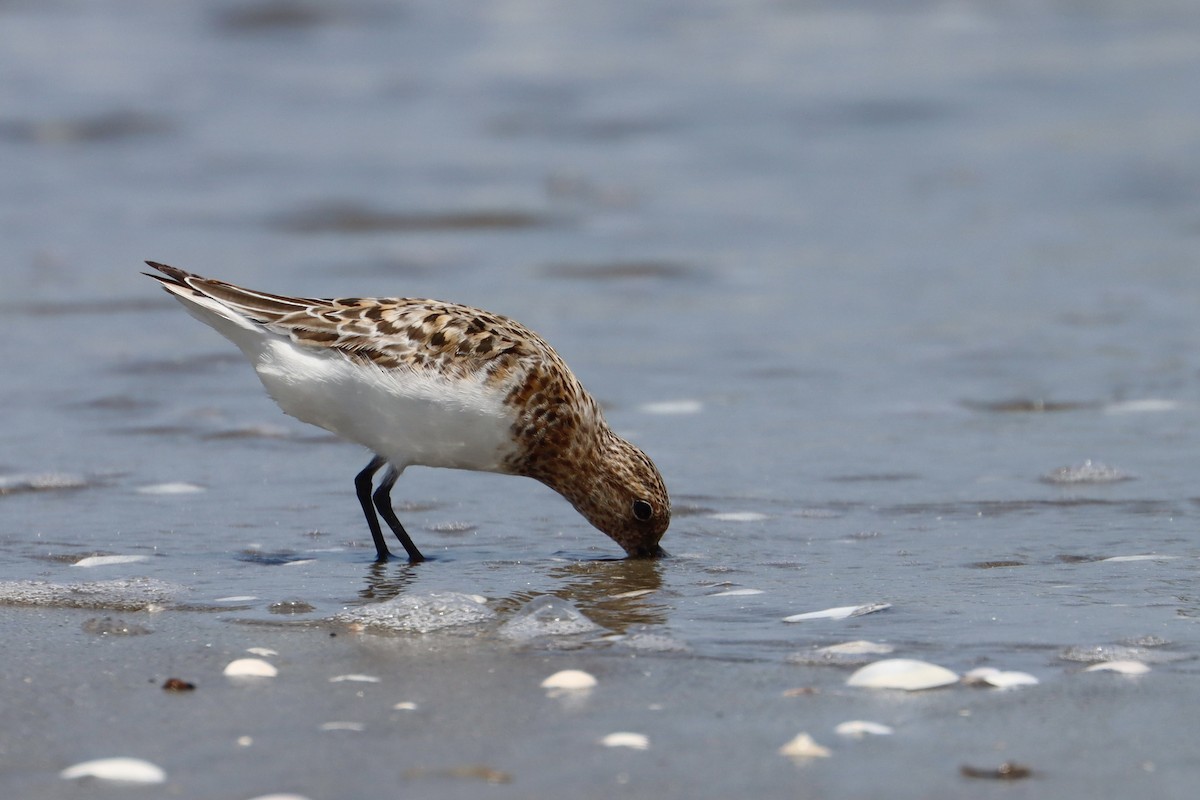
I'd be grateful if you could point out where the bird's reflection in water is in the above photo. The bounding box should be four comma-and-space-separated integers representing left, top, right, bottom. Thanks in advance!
354, 554, 668, 634
494, 556, 668, 632
356, 560, 421, 603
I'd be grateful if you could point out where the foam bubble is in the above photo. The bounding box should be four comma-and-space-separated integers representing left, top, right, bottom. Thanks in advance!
1041, 460, 1131, 485
335, 592, 494, 633
498, 595, 602, 641
0, 578, 180, 611
0, 472, 90, 495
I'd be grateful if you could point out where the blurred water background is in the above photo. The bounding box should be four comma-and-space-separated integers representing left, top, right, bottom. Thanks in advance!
4, 1, 1200, 798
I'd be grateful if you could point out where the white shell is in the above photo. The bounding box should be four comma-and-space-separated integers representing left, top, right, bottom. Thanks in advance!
835, 720, 894, 738
962, 668, 1039, 689
223, 658, 278, 678
1085, 660, 1150, 675
541, 669, 597, 690
783, 603, 891, 622
329, 674, 380, 683
392, 702, 419, 711
847, 659, 959, 691
818, 641, 894, 655
246, 647, 278, 657
73, 555, 150, 568
136, 482, 204, 495
708, 588, 764, 597
600, 732, 649, 750
60, 757, 166, 784
778, 733, 832, 758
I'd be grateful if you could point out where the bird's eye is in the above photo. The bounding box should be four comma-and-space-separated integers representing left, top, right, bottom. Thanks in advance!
632, 499, 653, 521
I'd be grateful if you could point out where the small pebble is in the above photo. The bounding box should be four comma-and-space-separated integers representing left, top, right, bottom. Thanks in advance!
246, 647, 278, 657
393, 701, 419, 711
162, 677, 195, 692
60, 757, 166, 784
961, 762, 1032, 780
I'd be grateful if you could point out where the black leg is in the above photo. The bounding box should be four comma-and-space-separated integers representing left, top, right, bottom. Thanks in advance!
355, 456, 392, 561
373, 467, 425, 563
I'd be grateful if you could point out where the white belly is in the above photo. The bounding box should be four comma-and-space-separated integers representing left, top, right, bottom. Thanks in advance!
251, 338, 519, 472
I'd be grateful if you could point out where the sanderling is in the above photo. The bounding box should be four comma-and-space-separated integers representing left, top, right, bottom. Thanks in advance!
144, 261, 670, 562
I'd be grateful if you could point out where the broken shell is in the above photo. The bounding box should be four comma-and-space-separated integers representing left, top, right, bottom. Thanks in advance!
1084, 660, 1150, 675
779, 733, 832, 759
600, 732, 649, 750
847, 659, 958, 691
60, 757, 166, 784
783, 603, 891, 622
835, 721, 894, 738
962, 667, 1039, 689
73, 555, 151, 568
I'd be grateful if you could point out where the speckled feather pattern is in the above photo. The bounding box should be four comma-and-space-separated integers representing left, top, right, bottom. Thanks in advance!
145, 262, 670, 556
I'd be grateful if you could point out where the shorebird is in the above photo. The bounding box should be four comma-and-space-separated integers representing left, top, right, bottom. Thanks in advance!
145, 261, 669, 562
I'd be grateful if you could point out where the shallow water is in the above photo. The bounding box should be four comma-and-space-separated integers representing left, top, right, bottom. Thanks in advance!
4, 1, 1200, 797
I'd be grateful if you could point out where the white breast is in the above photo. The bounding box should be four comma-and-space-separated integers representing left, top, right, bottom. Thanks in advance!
252, 337, 520, 473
